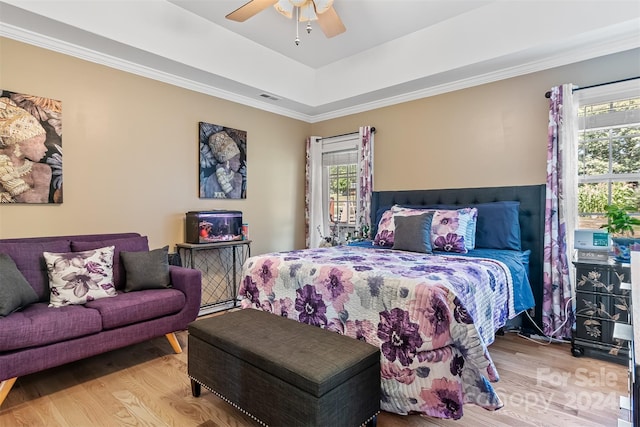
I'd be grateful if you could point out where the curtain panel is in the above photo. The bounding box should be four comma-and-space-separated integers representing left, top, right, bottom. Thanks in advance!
543, 84, 576, 339
357, 126, 374, 233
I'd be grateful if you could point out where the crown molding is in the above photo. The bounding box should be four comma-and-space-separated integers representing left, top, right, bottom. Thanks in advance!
309, 26, 640, 123
0, 23, 313, 122
2, 19, 639, 124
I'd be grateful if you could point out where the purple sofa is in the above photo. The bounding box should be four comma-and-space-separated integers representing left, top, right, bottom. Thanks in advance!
0, 232, 202, 407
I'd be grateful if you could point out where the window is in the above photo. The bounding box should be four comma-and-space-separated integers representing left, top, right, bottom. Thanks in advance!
306, 128, 373, 249
321, 135, 359, 242
576, 81, 640, 231
327, 164, 357, 225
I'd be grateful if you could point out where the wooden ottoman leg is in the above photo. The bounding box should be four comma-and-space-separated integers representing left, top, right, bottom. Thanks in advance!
191, 379, 201, 397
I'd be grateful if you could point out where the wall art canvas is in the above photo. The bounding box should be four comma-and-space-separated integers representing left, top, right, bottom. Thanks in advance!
199, 122, 246, 199
0, 90, 63, 204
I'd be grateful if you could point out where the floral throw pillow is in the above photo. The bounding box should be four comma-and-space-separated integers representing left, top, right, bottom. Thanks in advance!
374, 205, 478, 253
44, 246, 117, 308
373, 209, 395, 246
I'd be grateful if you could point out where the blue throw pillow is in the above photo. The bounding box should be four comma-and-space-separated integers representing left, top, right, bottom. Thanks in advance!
472, 201, 521, 250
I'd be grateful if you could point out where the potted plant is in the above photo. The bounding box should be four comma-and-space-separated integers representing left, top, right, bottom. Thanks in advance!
600, 204, 640, 262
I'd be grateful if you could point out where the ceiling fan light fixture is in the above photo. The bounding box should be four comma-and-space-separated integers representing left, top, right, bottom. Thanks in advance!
274, 0, 293, 18
298, 0, 318, 22
230, 0, 343, 39
313, 0, 334, 14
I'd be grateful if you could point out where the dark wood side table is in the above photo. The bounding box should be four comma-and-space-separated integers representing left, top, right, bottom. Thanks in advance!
176, 240, 251, 316
572, 259, 631, 365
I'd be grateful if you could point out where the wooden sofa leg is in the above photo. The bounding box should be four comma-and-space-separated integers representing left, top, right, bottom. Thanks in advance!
0, 377, 17, 407
165, 332, 183, 354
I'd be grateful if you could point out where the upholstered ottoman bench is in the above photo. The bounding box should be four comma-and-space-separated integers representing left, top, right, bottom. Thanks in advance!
188, 309, 380, 427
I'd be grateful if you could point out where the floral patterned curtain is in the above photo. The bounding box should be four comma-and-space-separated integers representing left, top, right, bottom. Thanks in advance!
356, 126, 374, 234
543, 84, 576, 339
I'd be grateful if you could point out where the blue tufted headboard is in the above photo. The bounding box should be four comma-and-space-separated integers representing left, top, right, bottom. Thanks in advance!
370, 184, 546, 329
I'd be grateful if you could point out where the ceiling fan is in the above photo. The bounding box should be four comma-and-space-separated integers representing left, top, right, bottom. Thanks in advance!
226, 0, 346, 40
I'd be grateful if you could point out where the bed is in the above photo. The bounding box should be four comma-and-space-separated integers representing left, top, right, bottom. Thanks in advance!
238, 184, 545, 419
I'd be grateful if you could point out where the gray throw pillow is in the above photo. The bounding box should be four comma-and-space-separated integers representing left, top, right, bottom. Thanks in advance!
392, 212, 435, 253
0, 253, 39, 316
121, 246, 171, 292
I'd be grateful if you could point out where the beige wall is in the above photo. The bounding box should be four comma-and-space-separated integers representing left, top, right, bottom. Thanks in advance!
312, 48, 640, 191
1, 36, 638, 253
0, 38, 310, 254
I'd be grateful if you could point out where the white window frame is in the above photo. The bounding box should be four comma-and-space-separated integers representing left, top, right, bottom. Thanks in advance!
575, 80, 640, 224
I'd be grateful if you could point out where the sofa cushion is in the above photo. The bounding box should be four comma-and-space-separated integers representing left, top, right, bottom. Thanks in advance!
84, 288, 186, 330
0, 302, 103, 352
0, 254, 39, 316
121, 246, 171, 292
71, 236, 149, 290
44, 246, 118, 307
0, 240, 71, 301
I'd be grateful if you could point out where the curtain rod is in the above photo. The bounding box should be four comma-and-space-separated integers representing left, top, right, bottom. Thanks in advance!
319, 127, 376, 141
544, 76, 640, 98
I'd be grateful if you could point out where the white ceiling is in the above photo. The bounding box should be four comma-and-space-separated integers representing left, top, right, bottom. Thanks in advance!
168, 1, 495, 68
1, 0, 639, 122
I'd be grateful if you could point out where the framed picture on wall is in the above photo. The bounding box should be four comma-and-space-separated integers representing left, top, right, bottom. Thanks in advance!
199, 122, 246, 199
0, 90, 63, 204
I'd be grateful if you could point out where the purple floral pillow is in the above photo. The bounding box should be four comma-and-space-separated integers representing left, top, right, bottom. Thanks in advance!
374, 205, 478, 253
44, 246, 117, 307
373, 209, 395, 246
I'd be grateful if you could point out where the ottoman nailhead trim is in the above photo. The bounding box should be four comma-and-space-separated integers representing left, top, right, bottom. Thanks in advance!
189, 375, 379, 427
189, 376, 267, 427
360, 412, 380, 427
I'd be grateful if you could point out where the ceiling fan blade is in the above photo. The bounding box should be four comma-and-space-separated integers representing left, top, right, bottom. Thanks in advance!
226, 0, 278, 22
316, 6, 346, 38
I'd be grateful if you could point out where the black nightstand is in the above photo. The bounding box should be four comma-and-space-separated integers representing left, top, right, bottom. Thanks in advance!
572, 259, 631, 365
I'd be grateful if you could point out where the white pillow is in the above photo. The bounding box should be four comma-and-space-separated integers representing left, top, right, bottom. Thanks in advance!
44, 246, 117, 307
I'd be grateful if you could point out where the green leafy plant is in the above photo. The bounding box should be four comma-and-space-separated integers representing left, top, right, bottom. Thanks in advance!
600, 204, 640, 236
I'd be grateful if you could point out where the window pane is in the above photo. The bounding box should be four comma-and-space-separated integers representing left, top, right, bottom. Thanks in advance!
578, 182, 609, 215
612, 182, 640, 213
611, 132, 639, 174
577, 184, 608, 230
325, 160, 358, 237
577, 213, 607, 231
578, 130, 610, 176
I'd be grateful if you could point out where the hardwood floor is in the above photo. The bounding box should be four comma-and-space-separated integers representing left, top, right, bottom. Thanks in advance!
0, 330, 627, 427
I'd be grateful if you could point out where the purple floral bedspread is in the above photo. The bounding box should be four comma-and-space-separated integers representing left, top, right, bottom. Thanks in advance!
239, 246, 514, 419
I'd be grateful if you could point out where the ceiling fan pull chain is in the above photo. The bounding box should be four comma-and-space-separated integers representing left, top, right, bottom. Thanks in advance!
295, 6, 300, 46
